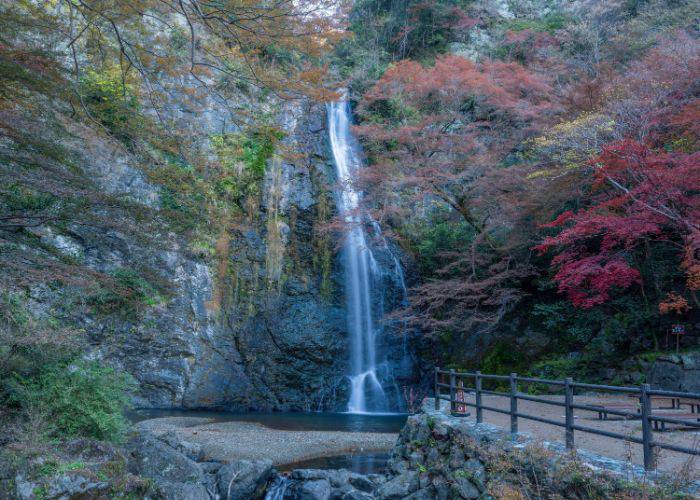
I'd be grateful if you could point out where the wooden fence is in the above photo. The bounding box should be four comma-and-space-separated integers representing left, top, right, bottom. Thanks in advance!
434, 368, 700, 471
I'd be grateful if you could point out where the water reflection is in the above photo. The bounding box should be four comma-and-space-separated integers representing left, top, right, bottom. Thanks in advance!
129, 409, 407, 434
281, 452, 389, 475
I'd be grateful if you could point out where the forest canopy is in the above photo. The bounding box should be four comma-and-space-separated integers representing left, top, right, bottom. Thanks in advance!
340, 0, 700, 377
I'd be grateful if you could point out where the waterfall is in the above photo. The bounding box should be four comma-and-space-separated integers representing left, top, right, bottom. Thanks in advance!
327, 99, 406, 414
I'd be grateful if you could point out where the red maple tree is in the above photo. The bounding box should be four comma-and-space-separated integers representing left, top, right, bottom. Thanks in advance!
536, 141, 700, 308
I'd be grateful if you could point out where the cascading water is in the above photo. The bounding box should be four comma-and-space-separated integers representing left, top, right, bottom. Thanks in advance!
327, 99, 406, 413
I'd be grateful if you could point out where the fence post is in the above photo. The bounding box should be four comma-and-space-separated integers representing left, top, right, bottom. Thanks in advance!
510, 373, 518, 435
565, 377, 574, 450
475, 371, 483, 423
640, 383, 655, 470
434, 367, 440, 410
449, 369, 456, 414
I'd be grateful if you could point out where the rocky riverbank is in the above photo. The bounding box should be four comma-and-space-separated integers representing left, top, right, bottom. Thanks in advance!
6, 408, 696, 499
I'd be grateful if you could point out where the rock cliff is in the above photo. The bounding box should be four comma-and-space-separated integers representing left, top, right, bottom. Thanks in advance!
1, 74, 418, 411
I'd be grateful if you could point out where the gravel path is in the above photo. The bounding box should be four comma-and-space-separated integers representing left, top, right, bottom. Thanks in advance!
137, 417, 398, 466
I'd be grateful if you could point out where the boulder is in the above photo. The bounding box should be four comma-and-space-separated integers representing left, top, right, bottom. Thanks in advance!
216, 459, 273, 499
463, 459, 486, 484
288, 478, 332, 500
291, 469, 330, 481
15, 473, 109, 500
431, 476, 451, 500
647, 351, 700, 393
347, 474, 375, 493
126, 431, 208, 499
157, 431, 205, 461
451, 477, 480, 499
339, 489, 373, 500
405, 487, 436, 500
154, 481, 211, 500
375, 471, 419, 499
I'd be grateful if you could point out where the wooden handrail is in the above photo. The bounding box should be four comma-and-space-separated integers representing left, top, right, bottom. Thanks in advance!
434, 367, 700, 471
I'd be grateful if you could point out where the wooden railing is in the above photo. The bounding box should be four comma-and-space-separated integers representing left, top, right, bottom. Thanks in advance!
434, 368, 700, 471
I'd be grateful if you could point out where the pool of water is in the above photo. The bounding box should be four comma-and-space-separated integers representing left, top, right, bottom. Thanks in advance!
129, 409, 408, 434
280, 452, 390, 474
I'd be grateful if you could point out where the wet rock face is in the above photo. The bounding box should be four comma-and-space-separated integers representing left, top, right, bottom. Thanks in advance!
19, 96, 354, 411
11, 82, 418, 411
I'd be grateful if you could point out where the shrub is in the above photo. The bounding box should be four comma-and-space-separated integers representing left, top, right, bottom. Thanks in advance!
79, 68, 143, 147
13, 359, 136, 442
209, 125, 284, 209
505, 12, 569, 34
90, 267, 161, 316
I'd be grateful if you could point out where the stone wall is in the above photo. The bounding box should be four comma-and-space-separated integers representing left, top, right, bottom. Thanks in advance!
647, 351, 700, 393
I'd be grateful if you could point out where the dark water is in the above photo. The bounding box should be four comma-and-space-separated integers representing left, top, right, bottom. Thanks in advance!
281, 452, 390, 474
129, 409, 407, 434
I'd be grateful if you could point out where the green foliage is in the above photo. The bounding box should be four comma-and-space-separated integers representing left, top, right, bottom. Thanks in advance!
212, 125, 284, 177
361, 95, 422, 127
90, 267, 161, 316
416, 221, 475, 277
209, 125, 284, 210
12, 360, 136, 442
504, 12, 569, 34
0, 290, 30, 329
482, 342, 528, 377
397, 207, 476, 278
0, 292, 73, 384
37, 460, 86, 478
3, 183, 55, 212
529, 356, 586, 381
335, 0, 468, 98
0, 293, 136, 443
347, 0, 466, 61
79, 68, 143, 147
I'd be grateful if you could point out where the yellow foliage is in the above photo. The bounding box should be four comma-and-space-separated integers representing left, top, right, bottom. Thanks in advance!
528, 112, 618, 178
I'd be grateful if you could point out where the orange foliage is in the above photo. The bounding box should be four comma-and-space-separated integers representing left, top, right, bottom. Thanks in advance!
659, 293, 690, 315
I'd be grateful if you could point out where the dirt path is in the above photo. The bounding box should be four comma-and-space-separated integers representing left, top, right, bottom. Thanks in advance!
450, 393, 699, 478
137, 417, 398, 466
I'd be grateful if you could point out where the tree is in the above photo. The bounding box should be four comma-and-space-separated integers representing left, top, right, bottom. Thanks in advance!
356, 55, 555, 237
354, 55, 558, 335
536, 141, 699, 309
3, 0, 342, 102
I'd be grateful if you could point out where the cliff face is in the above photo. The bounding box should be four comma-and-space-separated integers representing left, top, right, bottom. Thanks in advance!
98, 99, 352, 411
1, 64, 422, 410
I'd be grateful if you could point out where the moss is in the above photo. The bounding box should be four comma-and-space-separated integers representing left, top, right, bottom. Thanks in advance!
89, 267, 163, 317
36, 460, 86, 478
312, 190, 334, 299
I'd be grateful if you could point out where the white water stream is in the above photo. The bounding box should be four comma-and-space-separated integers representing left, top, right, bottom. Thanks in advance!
327, 100, 406, 413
